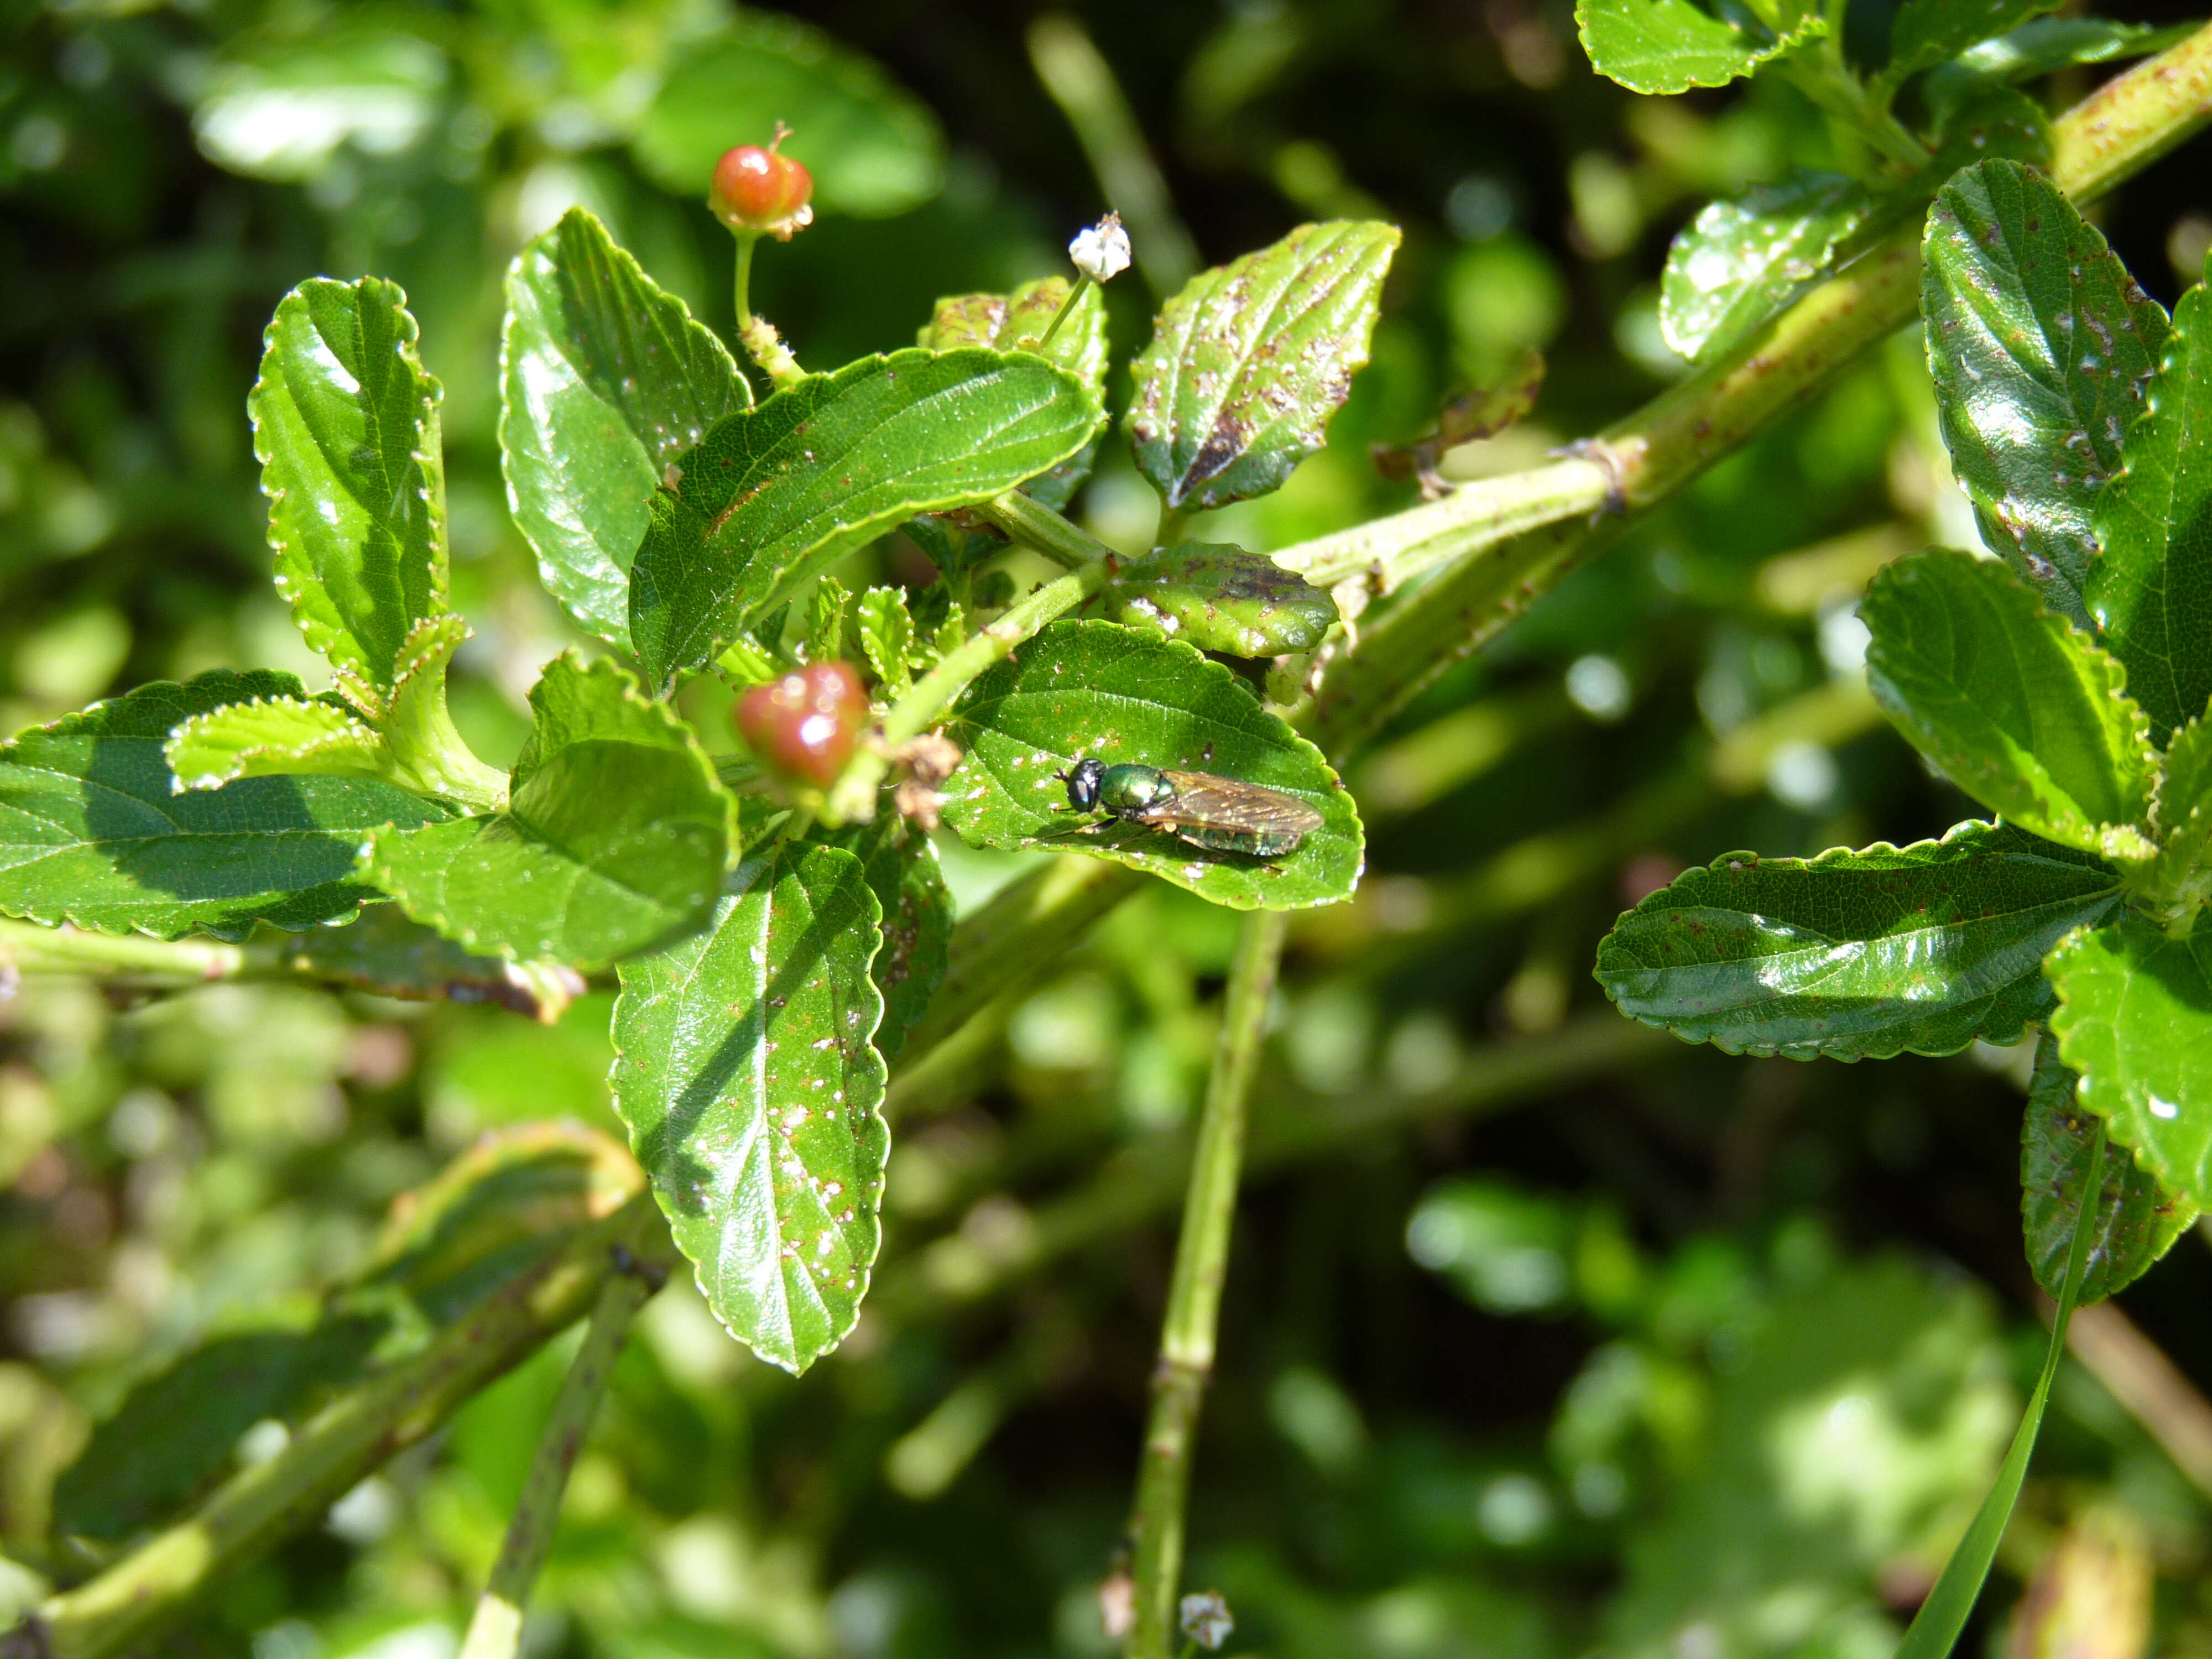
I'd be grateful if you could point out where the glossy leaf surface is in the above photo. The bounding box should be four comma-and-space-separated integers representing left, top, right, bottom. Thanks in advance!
826, 817, 951, 1063
1887, 0, 2063, 86
1595, 822, 2122, 1059
2150, 712, 2212, 914
1100, 542, 1339, 657
629, 348, 1098, 691
1127, 221, 1399, 512
1661, 173, 1875, 362
2087, 264, 2212, 744
1575, 0, 1820, 92
0, 672, 445, 941
365, 655, 732, 971
1861, 549, 2156, 860
1922, 160, 2168, 620
252, 276, 448, 691
920, 276, 1108, 512
612, 843, 888, 1373
2051, 914, 2212, 1203
631, 13, 943, 217
2021, 1031, 2194, 1303
165, 695, 387, 790
503, 208, 749, 651
942, 620, 1363, 910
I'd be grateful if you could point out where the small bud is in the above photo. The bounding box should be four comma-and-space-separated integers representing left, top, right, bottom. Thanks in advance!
1068, 211, 1130, 283
711, 126, 814, 239
1179, 1590, 1234, 1652
734, 660, 867, 787
1097, 1571, 1135, 1641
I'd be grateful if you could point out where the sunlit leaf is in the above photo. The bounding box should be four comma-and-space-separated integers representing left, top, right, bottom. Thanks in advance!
165, 694, 388, 790
503, 208, 749, 652
2149, 712, 2212, 915
1097, 541, 1339, 657
920, 275, 1108, 511
1595, 821, 2123, 1059
825, 816, 952, 1063
252, 276, 449, 695
1922, 160, 2168, 621
1861, 548, 2156, 861
2087, 263, 2212, 744
1887, 0, 2064, 86
1661, 173, 1876, 363
1575, 0, 1822, 92
365, 655, 733, 971
193, 30, 444, 182
612, 843, 887, 1373
0, 672, 445, 941
941, 619, 1363, 911
1127, 221, 1399, 512
2050, 914, 2212, 1204
2021, 1030, 2193, 1303
855, 586, 916, 695
629, 348, 1099, 692
631, 12, 943, 217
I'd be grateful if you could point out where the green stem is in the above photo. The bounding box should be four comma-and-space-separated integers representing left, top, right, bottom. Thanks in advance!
1026, 13, 1199, 295
731, 230, 805, 389
7, 1198, 671, 1659
1036, 273, 1094, 348
821, 493, 1117, 821
0, 920, 270, 986
1126, 910, 1286, 1659
456, 1264, 657, 1659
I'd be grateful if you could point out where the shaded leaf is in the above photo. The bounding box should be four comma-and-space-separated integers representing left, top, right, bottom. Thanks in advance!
941, 619, 1363, 911
855, 586, 916, 694
2021, 1030, 2194, 1303
808, 577, 850, 666
1952, 17, 2198, 79
0, 672, 446, 941
1127, 221, 1400, 512
1924, 73, 2054, 174
2050, 914, 2212, 1204
612, 844, 888, 1373
252, 276, 448, 694
1594, 821, 2123, 1060
631, 12, 943, 217
628, 348, 1098, 692
1887, 0, 2063, 86
1922, 160, 2168, 620
365, 655, 732, 971
166, 695, 387, 790
1575, 0, 1822, 92
1861, 548, 2156, 860
502, 208, 749, 652
826, 817, 952, 1062
2088, 263, 2212, 744
2149, 712, 2212, 915
1661, 173, 1876, 363
1098, 541, 1339, 657
275, 904, 586, 1023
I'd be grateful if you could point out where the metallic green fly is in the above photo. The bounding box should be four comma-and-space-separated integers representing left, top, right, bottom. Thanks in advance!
1056, 758, 1323, 857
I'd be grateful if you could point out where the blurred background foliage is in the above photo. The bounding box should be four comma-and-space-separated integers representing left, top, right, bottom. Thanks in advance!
1, 1, 2211, 1656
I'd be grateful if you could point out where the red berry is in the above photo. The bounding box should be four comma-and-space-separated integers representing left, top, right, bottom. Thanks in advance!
711, 139, 814, 239
734, 661, 865, 787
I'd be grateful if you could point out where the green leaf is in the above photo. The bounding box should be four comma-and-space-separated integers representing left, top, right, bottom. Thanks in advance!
1891, 1120, 2104, 1659
1099, 541, 1339, 657
2050, 914, 2212, 1204
1861, 548, 2156, 860
941, 619, 1364, 911
1886, 0, 2063, 87
612, 843, 888, 1373
165, 695, 388, 790
1923, 72, 2055, 174
825, 818, 952, 1064
252, 276, 449, 695
192, 29, 444, 182
2149, 711, 2212, 915
364, 655, 733, 972
502, 208, 750, 653
275, 904, 586, 1023
1952, 17, 2198, 79
1922, 160, 2169, 621
2021, 1030, 2194, 1303
1594, 822, 2123, 1059
1127, 221, 1400, 512
0, 671, 446, 941
855, 586, 916, 695
53, 1313, 388, 1541
2087, 265, 2212, 744
1661, 173, 1877, 363
921, 276, 1109, 513
630, 13, 943, 218
629, 348, 1099, 692
1574, 0, 1821, 92
807, 577, 851, 666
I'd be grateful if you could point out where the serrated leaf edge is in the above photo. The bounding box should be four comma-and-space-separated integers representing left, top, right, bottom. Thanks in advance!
164, 695, 385, 792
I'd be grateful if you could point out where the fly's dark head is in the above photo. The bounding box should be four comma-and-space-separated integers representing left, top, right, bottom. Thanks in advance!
1059, 758, 1104, 812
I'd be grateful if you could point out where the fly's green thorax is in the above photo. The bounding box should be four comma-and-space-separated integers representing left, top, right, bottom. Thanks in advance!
1096, 763, 1177, 815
